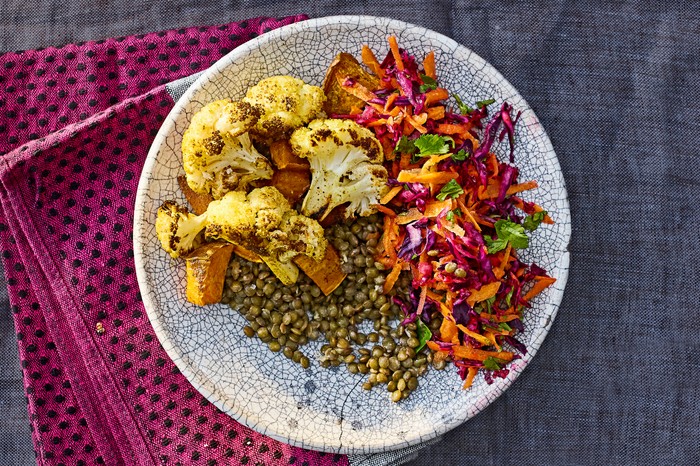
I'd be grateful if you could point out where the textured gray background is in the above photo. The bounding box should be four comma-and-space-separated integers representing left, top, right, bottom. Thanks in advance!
1, 1, 699, 465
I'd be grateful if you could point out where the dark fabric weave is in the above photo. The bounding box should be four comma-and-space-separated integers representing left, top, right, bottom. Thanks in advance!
1, 1, 698, 465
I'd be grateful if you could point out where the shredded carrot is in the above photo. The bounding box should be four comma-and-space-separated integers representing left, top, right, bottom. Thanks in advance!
463, 367, 478, 389
426, 106, 445, 120
396, 208, 424, 224
337, 75, 379, 104
452, 346, 514, 363
380, 185, 403, 205
480, 313, 521, 323
456, 199, 481, 232
405, 113, 428, 133
435, 122, 470, 137
439, 317, 459, 344
397, 169, 458, 184
373, 204, 397, 217
416, 286, 428, 315
361, 45, 384, 78
493, 243, 511, 280
421, 153, 453, 172
457, 325, 492, 346
424, 88, 449, 106
383, 260, 404, 294
423, 51, 436, 79
384, 92, 399, 112
423, 199, 453, 217
522, 276, 556, 302
484, 332, 502, 351
466, 281, 501, 307
507, 180, 538, 196
388, 36, 404, 71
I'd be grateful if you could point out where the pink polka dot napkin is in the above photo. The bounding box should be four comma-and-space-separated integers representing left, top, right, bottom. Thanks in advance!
0, 15, 349, 466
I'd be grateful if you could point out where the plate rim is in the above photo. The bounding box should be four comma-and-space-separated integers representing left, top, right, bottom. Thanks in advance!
134, 14, 571, 454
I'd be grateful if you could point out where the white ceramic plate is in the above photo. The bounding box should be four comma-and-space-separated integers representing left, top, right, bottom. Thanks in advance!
134, 16, 571, 454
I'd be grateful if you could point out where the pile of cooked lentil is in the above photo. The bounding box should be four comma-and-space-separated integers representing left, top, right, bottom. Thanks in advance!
220, 213, 446, 401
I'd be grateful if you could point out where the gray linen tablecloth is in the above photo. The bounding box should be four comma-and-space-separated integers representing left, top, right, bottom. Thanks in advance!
1, 1, 698, 465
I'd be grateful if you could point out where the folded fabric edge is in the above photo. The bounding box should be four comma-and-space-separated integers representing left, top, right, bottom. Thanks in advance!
0, 194, 139, 464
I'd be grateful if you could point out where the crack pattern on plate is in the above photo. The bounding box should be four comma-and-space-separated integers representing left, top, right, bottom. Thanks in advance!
134, 15, 571, 455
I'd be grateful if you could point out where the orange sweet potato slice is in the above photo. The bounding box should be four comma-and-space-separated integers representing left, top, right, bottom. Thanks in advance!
270, 140, 310, 171
271, 169, 311, 206
185, 242, 234, 306
293, 244, 346, 296
323, 52, 380, 115
177, 175, 213, 215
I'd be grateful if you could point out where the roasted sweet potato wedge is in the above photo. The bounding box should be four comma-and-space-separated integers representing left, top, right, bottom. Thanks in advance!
293, 244, 347, 296
322, 52, 380, 115
232, 244, 263, 263
271, 169, 311, 206
270, 140, 310, 171
185, 242, 234, 306
177, 175, 213, 215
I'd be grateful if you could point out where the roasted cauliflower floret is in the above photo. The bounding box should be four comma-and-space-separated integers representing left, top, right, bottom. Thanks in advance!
290, 118, 390, 219
155, 201, 208, 258
181, 99, 273, 199
204, 187, 327, 285
243, 75, 325, 140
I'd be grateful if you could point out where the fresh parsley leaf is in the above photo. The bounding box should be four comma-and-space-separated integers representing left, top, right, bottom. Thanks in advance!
484, 235, 508, 254
476, 98, 496, 108
436, 179, 464, 201
395, 136, 417, 155
483, 356, 504, 371
523, 211, 547, 231
451, 149, 468, 162
494, 219, 529, 249
419, 74, 438, 93
453, 93, 472, 114
498, 322, 512, 332
453, 208, 462, 217
416, 319, 433, 352
411, 253, 419, 261
446, 211, 455, 222
414, 134, 451, 157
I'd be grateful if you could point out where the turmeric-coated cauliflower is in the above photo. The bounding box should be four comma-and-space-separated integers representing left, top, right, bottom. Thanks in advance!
243, 75, 325, 140
205, 187, 327, 285
290, 118, 390, 220
155, 201, 208, 258
181, 99, 273, 199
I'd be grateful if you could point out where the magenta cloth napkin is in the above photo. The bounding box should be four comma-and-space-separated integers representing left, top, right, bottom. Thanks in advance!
0, 15, 348, 466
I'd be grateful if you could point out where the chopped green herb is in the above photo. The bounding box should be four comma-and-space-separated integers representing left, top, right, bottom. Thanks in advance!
476, 98, 496, 108
419, 74, 438, 93
451, 149, 468, 162
494, 219, 529, 249
395, 136, 417, 155
523, 211, 547, 231
414, 134, 451, 156
411, 254, 419, 261
484, 235, 508, 254
436, 179, 464, 201
498, 322, 512, 332
453, 208, 462, 217
453, 93, 473, 114
483, 356, 505, 371
484, 296, 496, 314
446, 211, 455, 222
416, 319, 433, 352
505, 289, 514, 307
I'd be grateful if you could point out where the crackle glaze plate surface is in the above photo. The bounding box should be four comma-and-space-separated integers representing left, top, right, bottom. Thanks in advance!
133, 16, 571, 454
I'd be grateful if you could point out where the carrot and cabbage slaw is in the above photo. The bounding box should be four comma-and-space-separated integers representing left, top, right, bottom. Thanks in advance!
335, 37, 556, 389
